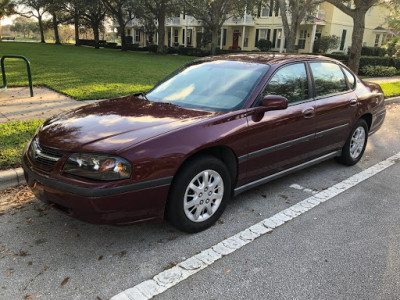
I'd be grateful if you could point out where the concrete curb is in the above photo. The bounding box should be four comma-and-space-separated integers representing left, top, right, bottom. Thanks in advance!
0, 168, 25, 191
385, 96, 400, 104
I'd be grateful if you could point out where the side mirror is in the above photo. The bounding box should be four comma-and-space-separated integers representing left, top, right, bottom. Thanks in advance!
261, 95, 288, 111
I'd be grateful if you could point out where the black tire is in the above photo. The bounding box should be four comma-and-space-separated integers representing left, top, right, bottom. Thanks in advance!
336, 119, 368, 166
166, 155, 231, 233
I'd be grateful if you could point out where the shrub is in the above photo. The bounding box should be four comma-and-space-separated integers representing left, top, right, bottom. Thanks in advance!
315, 35, 340, 53
360, 65, 397, 76
383, 37, 400, 58
177, 46, 209, 56
255, 39, 272, 52
125, 36, 133, 44
361, 46, 386, 57
148, 44, 158, 53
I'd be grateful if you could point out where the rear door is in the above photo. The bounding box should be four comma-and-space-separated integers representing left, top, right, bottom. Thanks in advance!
243, 62, 317, 184
309, 61, 357, 154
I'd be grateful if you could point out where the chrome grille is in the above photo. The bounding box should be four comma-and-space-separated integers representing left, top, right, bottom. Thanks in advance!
30, 137, 65, 169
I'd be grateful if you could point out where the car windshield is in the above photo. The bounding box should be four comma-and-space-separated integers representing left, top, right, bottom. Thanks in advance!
146, 60, 269, 112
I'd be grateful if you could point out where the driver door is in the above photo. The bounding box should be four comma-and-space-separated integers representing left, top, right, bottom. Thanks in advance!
243, 62, 316, 184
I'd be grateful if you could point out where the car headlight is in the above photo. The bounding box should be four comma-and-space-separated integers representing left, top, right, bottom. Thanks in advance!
63, 153, 132, 181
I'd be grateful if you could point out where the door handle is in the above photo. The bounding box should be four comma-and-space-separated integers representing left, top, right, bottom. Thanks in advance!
302, 108, 315, 119
349, 98, 357, 106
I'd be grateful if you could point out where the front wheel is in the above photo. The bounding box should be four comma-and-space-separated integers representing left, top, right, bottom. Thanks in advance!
166, 156, 231, 233
336, 119, 368, 166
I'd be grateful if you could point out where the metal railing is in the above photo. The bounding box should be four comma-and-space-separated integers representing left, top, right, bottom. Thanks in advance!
1, 55, 34, 97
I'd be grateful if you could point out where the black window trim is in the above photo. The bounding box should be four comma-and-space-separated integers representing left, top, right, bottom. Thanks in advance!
253, 61, 314, 107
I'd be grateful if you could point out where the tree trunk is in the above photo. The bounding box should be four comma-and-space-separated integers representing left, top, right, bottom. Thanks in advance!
211, 28, 218, 56
119, 19, 127, 51
348, 10, 366, 73
93, 22, 100, 49
285, 28, 297, 53
74, 14, 80, 46
38, 15, 45, 43
52, 13, 61, 44
157, 14, 166, 53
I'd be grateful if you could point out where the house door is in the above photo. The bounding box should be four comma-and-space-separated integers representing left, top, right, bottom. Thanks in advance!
232, 32, 240, 50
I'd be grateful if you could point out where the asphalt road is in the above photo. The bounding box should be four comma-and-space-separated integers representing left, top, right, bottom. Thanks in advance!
1, 103, 399, 300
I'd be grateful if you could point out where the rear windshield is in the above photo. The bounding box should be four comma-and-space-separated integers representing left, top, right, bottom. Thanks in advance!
147, 60, 269, 112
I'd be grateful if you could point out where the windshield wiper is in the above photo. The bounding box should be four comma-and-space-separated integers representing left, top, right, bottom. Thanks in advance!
134, 92, 149, 101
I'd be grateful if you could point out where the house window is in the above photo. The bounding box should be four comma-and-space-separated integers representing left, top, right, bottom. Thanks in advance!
374, 34, 380, 47
135, 30, 140, 43
259, 29, 268, 40
127, 29, 131, 36
174, 29, 179, 44
223, 28, 227, 46
261, 6, 270, 17
298, 30, 307, 49
183, 29, 192, 46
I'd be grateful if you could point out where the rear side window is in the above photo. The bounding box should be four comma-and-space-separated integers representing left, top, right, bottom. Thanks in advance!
342, 67, 356, 89
310, 62, 348, 98
263, 63, 309, 104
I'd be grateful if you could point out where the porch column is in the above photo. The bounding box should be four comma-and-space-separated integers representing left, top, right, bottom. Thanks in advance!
309, 24, 317, 53
132, 28, 135, 43
170, 27, 173, 47
156, 20, 159, 45
184, 15, 188, 47
144, 32, 147, 47
309, 5, 319, 53
241, 26, 246, 49
220, 27, 223, 49
279, 28, 285, 53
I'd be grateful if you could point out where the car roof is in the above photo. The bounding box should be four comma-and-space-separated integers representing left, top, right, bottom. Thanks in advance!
197, 53, 340, 66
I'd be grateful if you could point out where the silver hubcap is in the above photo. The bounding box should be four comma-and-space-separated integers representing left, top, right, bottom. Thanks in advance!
350, 126, 366, 159
183, 170, 224, 223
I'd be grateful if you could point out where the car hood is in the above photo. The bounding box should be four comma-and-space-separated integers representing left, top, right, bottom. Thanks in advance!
37, 96, 216, 153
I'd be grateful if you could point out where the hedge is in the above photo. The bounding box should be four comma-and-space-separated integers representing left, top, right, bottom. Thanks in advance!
323, 54, 400, 73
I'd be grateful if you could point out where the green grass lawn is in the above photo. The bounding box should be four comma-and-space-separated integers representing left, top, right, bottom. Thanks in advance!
379, 82, 400, 98
0, 42, 195, 100
0, 120, 44, 170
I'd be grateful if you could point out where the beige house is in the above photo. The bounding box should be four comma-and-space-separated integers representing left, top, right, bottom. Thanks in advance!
124, 1, 393, 53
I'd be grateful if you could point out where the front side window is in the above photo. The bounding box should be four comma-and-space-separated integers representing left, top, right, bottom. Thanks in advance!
310, 62, 348, 98
147, 61, 269, 112
263, 63, 309, 104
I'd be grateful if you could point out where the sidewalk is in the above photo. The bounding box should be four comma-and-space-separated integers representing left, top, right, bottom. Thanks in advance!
0, 86, 101, 123
364, 76, 400, 84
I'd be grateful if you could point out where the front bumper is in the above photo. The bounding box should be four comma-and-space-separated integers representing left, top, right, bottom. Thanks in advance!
22, 156, 172, 225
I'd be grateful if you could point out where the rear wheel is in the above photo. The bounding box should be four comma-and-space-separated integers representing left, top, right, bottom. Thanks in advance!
166, 156, 231, 233
336, 119, 368, 166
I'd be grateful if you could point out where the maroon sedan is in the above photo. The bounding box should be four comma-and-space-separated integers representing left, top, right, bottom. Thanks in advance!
22, 54, 386, 232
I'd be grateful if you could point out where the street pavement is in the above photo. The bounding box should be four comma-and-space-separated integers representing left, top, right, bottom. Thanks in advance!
0, 103, 399, 300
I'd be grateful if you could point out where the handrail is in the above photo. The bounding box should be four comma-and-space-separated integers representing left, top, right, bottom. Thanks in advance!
1, 55, 34, 97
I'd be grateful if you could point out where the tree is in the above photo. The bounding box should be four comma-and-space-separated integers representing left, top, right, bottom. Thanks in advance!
16, 0, 48, 43
0, 0, 14, 18
138, 0, 180, 53
314, 34, 340, 53
64, 0, 85, 45
255, 38, 272, 51
102, 0, 137, 51
327, 0, 380, 73
45, 0, 66, 44
276, 0, 321, 54
10, 16, 37, 37
184, 0, 255, 55
81, 0, 106, 48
